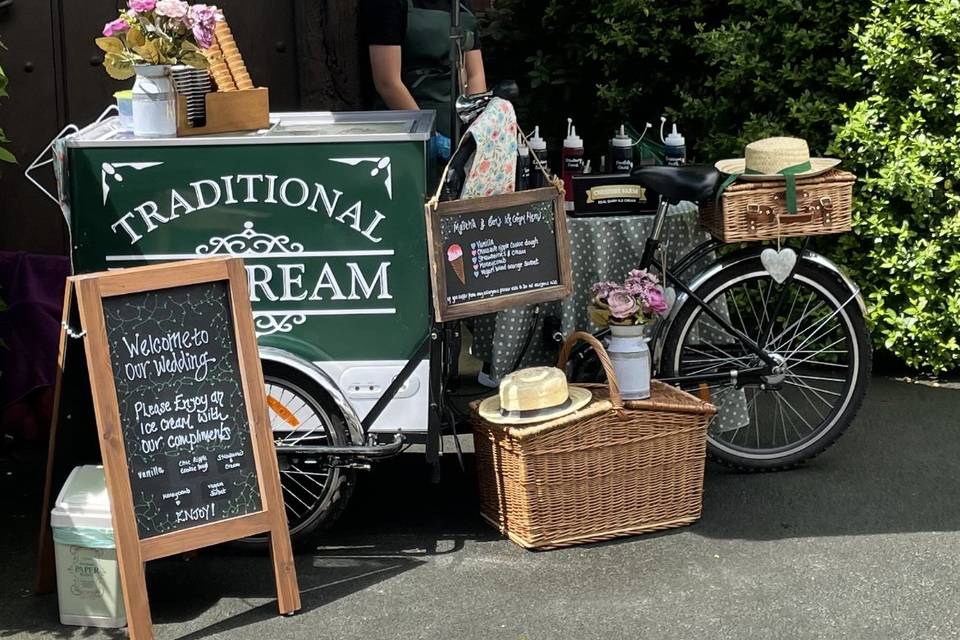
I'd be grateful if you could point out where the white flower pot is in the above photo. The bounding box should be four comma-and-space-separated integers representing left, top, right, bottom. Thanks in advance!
605, 324, 651, 400
132, 65, 176, 138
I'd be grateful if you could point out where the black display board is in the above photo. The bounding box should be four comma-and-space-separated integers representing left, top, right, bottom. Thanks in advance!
102, 281, 262, 538
427, 187, 573, 321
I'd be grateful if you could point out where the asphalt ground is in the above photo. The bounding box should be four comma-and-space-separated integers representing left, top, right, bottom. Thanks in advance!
3, 376, 960, 639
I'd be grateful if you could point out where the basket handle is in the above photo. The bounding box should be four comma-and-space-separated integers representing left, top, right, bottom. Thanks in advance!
556, 331, 623, 409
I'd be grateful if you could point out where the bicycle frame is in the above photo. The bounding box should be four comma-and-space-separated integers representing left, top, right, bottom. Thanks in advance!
640, 200, 780, 381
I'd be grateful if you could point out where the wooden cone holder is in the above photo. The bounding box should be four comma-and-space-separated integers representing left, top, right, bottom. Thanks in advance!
176, 87, 270, 137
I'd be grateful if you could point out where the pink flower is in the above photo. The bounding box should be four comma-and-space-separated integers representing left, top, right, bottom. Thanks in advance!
188, 4, 220, 49
128, 0, 157, 12
155, 0, 188, 19
103, 18, 130, 36
607, 288, 639, 319
644, 286, 669, 315
590, 281, 620, 299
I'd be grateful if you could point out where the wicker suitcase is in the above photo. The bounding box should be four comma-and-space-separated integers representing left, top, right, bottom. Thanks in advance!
700, 169, 856, 243
470, 332, 717, 550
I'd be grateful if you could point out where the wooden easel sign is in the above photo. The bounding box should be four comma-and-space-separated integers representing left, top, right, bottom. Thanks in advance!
53, 257, 299, 639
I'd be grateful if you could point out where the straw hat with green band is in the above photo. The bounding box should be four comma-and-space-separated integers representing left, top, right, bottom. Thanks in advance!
715, 137, 841, 213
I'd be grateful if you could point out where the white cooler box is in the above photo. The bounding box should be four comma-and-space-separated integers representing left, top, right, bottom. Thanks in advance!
50, 465, 127, 628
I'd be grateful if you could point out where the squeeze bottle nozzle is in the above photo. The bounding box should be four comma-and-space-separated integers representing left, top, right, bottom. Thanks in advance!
563, 118, 583, 149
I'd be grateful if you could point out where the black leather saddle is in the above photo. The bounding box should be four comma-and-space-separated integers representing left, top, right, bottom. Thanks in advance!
632, 165, 721, 204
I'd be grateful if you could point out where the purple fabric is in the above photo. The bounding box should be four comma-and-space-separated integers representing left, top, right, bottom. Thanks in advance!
0, 251, 70, 408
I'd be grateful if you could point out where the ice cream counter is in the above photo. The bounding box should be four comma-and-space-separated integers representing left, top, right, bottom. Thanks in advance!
56, 110, 436, 434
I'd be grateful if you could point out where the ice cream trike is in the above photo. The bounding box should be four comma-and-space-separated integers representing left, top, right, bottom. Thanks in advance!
31, 109, 462, 545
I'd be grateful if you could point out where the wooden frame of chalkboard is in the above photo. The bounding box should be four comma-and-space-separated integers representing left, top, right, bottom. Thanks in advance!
426, 186, 573, 322
53, 257, 299, 640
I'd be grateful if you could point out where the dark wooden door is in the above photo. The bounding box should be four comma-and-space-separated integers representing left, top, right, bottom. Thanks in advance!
0, 0, 68, 255
0, 0, 369, 255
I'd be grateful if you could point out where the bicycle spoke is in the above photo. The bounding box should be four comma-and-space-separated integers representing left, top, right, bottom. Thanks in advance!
788, 373, 847, 384
781, 392, 807, 441
684, 344, 752, 370
775, 391, 816, 434
782, 379, 843, 397
784, 373, 833, 413
767, 294, 823, 352
782, 291, 859, 360
785, 336, 848, 369
282, 467, 321, 502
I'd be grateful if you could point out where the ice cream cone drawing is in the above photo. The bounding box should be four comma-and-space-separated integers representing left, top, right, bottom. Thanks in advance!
447, 244, 466, 285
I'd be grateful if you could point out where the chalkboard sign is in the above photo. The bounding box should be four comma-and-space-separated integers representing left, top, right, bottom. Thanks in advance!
427, 186, 573, 321
53, 257, 299, 640
102, 282, 262, 538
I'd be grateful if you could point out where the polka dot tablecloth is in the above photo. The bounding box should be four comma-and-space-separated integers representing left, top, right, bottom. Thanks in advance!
471, 202, 750, 432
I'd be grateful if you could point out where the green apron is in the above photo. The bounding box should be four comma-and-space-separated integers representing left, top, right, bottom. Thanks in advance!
401, 0, 477, 138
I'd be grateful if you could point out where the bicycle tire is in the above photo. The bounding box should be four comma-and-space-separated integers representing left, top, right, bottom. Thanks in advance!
660, 256, 872, 471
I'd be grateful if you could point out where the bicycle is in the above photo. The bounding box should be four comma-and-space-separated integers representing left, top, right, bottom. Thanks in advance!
567, 165, 872, 471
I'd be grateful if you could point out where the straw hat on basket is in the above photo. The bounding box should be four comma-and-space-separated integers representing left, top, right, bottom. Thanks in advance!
478, 366, 592, 425
715, 137, 839, 181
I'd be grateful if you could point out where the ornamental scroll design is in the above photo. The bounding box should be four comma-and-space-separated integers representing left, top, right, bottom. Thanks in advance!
195, 221, 305, 256
253, 313, 307, 337
194, 222, 306, 337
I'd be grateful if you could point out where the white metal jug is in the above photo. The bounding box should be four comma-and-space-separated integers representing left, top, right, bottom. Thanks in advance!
605, 324, 651, 400
132, 65, 176, 138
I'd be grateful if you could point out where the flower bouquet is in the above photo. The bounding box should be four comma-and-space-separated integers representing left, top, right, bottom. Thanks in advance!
97, 0, 220, 80
588, 269, 669, 328
587, 269, 669, 400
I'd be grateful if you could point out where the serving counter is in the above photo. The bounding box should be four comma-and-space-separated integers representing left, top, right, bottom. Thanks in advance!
58, 110, 436, 433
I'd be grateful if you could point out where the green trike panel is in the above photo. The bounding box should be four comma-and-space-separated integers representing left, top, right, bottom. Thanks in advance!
63, 111, 435, 432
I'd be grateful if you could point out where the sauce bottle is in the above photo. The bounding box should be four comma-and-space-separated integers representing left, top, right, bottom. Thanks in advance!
609, 124, 633, 174
561, 118, 584, 211
663, 122, 687, 167
528, 126, 549, 188
516, 133, 531, 191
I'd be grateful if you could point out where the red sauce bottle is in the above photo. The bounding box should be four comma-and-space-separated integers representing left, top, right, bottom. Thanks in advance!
561, 118, 584, 212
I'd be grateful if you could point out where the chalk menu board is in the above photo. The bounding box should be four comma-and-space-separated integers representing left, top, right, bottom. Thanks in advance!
102, 281, 262, 539
428, 187, 573, 321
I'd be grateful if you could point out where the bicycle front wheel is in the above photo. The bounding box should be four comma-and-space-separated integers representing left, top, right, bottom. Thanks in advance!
661, 255, 871, 470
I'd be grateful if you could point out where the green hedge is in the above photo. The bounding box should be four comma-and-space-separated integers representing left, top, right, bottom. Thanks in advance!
483, 0, 960, 373
833, 0, 960, 372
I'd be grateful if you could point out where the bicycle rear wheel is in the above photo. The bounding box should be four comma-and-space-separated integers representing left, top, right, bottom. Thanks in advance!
660, 256, 871, 470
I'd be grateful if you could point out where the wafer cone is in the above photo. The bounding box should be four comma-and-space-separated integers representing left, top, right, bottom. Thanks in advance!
450, 257, 465, 284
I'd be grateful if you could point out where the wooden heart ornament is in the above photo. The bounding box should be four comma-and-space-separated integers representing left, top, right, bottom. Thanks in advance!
760, 247, 798, 284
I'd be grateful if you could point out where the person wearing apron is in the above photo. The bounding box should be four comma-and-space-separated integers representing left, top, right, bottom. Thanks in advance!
362, 0, 487, 150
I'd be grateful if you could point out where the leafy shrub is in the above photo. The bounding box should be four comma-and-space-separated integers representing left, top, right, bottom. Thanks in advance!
833, 0, 960, 373
482, 0, 960, 372
481, 1, 864, 161
678, 0, 866, 159
0, 38, 13, 166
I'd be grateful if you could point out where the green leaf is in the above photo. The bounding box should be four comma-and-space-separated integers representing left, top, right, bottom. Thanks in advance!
126, 27, 146, 49
0, 146, 15, 164
179, 51, 210, 70
133, 41, 160, 65
181, 41, 200, 53
95, 37, 125, 54
103, 53, 135, 80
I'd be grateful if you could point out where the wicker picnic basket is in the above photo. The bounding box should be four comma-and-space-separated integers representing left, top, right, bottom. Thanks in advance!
470, 332, 717, 550
700, 169, 856, 243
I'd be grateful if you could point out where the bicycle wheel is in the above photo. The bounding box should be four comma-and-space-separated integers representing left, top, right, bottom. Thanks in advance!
235, 362, 355, 547
660, 255, 871, 470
